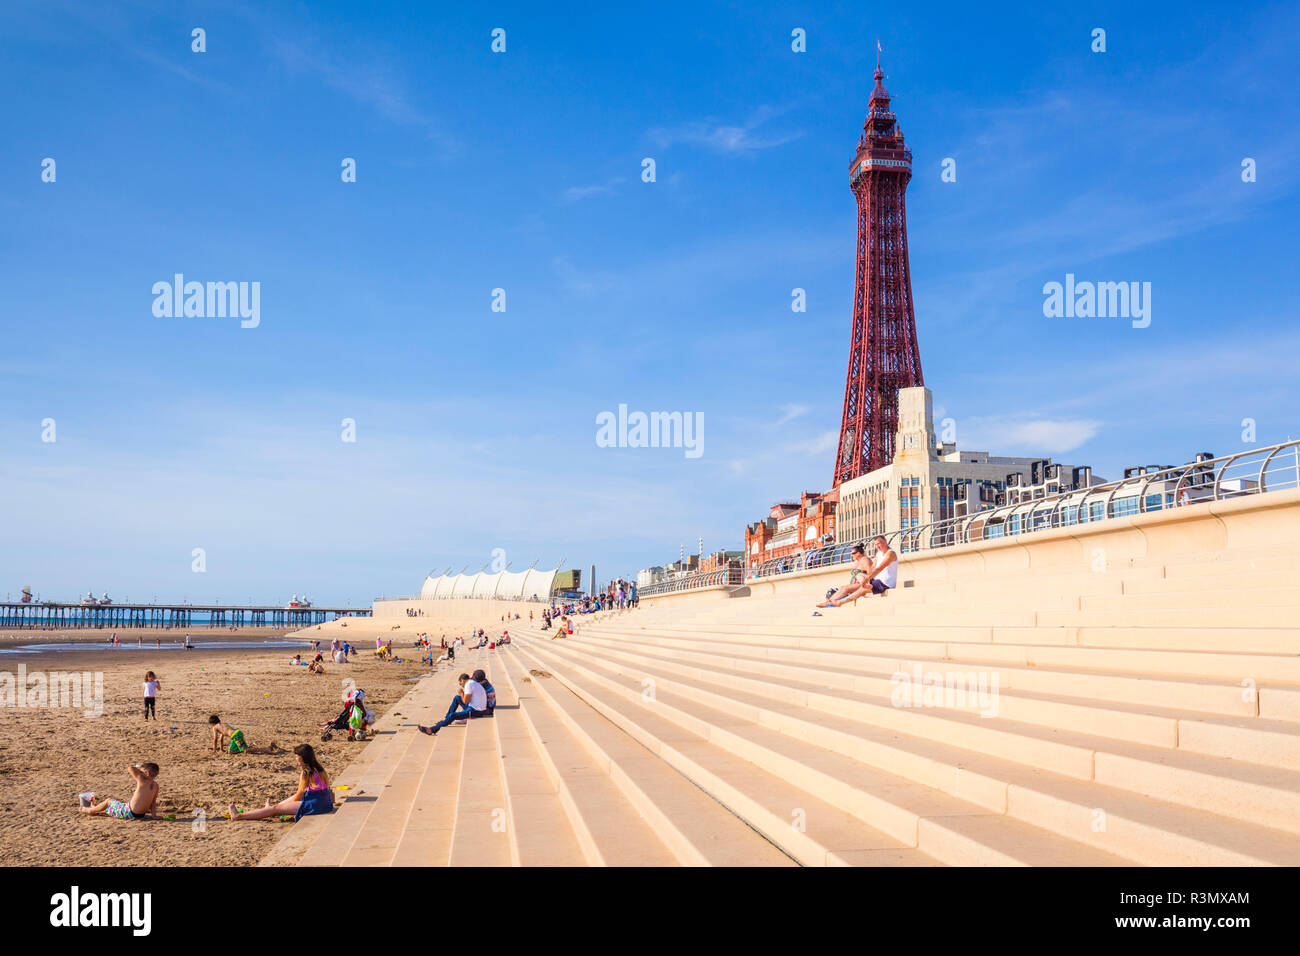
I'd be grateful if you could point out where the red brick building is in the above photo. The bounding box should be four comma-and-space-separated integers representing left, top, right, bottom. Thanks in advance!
743, 489, 839, 570
699, 549, 745, 574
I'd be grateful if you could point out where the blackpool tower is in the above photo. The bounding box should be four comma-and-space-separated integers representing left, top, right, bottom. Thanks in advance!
832, 58, 924, 487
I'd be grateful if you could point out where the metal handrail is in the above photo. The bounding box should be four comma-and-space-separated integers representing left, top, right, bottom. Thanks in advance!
641, 439, 1300, 597
638, 567, 745, 597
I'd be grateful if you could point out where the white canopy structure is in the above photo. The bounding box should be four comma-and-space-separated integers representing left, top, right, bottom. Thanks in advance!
418, 566, 558, 601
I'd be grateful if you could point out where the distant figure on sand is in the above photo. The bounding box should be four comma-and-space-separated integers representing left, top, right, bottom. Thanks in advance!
228, 744, 334, 822
417, 673, 489, 736
209, 716, 281, 755
78, 763, 160, 820
142, 671, 160, 720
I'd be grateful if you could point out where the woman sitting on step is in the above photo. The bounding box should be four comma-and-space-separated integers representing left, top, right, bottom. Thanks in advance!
817, 543, 875, 608
820, 537, 899, 608
228, 744, 334, 822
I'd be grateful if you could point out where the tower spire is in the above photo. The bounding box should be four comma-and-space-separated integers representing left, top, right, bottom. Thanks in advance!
833, 59, 924, 486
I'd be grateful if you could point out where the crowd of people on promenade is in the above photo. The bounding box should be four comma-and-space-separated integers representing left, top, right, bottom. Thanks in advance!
540, 578, 637, 626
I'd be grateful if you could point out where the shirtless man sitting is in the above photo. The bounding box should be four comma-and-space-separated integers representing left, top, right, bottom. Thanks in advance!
862, 535, 899, 597
78, 763, 160, 820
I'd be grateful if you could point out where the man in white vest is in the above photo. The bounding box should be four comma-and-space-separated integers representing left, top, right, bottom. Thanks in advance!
866, 535, 898, 596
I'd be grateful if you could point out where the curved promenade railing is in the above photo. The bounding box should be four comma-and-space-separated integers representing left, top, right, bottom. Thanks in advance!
640, 439, 1300, 597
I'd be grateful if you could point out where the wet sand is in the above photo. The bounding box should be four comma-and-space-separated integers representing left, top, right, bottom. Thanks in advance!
0, 630, 432, 866
0, 625, 298, 648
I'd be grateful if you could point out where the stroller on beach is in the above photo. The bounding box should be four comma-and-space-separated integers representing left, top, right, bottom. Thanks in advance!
319, 690, 374, 742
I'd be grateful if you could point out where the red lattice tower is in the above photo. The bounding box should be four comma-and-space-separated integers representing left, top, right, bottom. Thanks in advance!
832, 58, 924, 487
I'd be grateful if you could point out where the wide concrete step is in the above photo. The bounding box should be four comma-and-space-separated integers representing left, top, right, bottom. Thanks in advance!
389, 727, 468, 866
494, 651, 681, 865
518, 640, 1300, 865
591, 623, 1300, 685
708, 615, 1300, 654
699, 555, 1300, 613
386, 669, 477, 867
1161, 553, 1300, 578
624, 634, 1300, 780
1083, 586, 1300, 611
286, 672, 455, 867
490, 657, 588, 866
497, 648, 793, 866
512, 644, 1039, 865
1121, 570, 1300, 595
259, 702, 407, 866
579, 627, 1270, 719
341, 727, 443, 865
1040, 606, 1300, 630
534, 636, 1300, 837
572, 632, 1300, 767
297, 727, 421, 865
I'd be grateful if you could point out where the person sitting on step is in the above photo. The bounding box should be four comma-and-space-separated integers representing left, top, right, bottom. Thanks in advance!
816, 542, 876, 608
472, 669, 496, 715
417, 673, 488, 736
862, 535, 899, 597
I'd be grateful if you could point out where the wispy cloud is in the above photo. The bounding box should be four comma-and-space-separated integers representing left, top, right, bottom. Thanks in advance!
960, 418, 1100, 455
787, 429, 839, 456
649, 106, 802, 154
774, 404, 810, 426
267, 35, 450, 146
561, 177, 625, 203
551, 256, 617, 297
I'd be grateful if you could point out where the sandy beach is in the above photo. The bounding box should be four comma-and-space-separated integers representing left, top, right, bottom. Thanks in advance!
0, 626, 433, 866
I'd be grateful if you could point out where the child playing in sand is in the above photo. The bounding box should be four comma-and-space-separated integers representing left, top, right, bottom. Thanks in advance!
143, 671, 160, 721
209, 715, 281, 755
228, 744, 334, 822
78, 763, 160, 820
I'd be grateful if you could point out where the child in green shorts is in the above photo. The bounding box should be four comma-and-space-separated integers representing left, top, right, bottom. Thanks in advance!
209, 715, 281, 755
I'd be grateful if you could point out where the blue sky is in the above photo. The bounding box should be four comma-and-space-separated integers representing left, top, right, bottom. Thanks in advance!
2, 1, 1297, 605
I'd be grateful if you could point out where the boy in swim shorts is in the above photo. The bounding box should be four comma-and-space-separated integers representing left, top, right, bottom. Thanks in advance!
78, 763, 160, 820
209, 715, 281, 755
